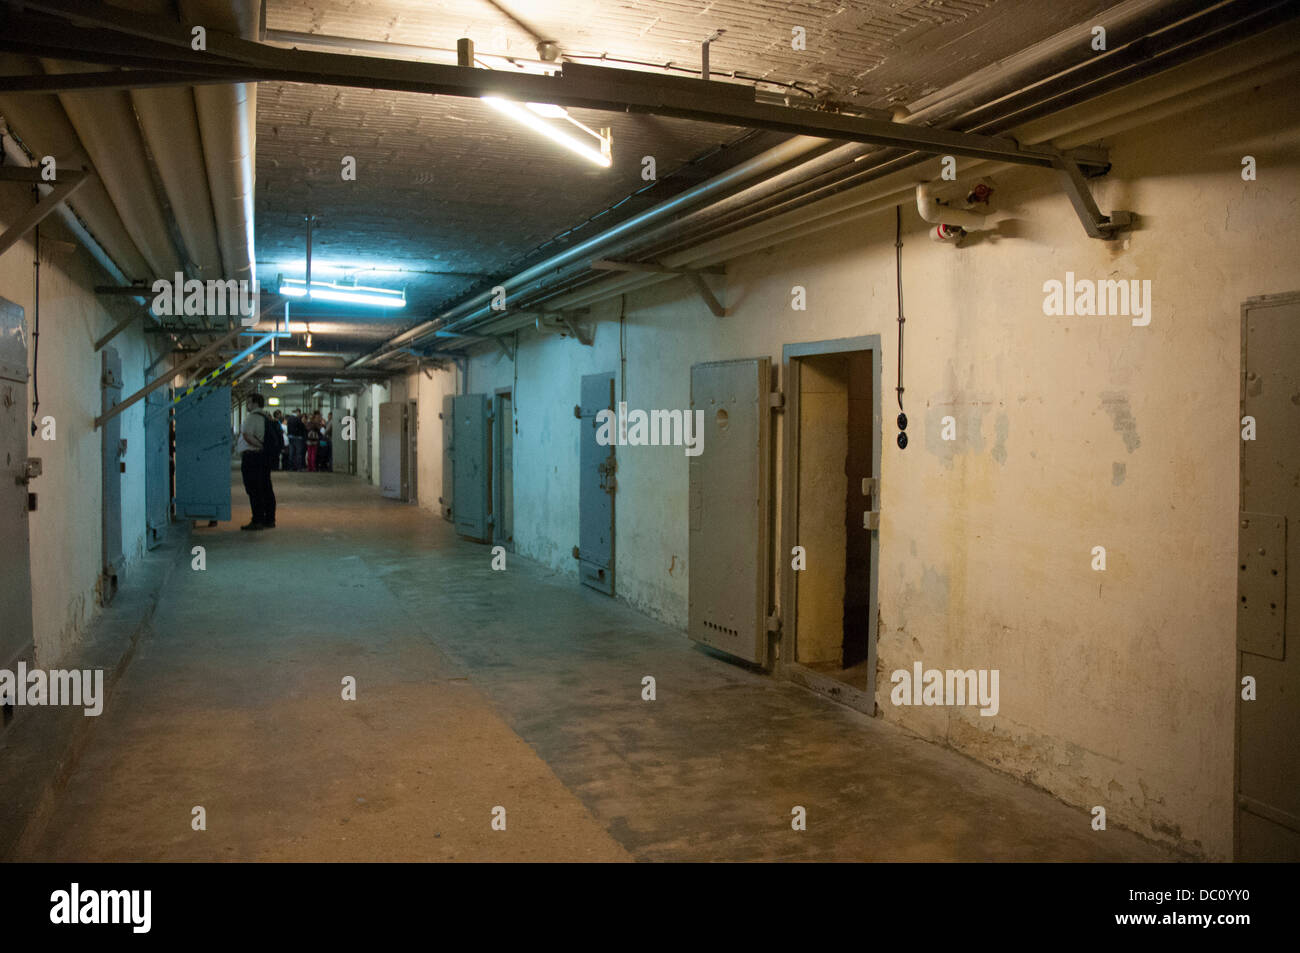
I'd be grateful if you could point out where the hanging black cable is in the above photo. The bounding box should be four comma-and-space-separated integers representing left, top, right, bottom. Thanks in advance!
894, 205, 909, 449
31, 211, 41, 436
894, 204, 905, 411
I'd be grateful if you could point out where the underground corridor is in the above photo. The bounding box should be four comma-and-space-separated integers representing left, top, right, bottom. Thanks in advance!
1, 0, 1297, 894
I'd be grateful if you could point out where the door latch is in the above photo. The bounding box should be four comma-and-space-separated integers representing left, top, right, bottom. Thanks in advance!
17, 457, 41, 485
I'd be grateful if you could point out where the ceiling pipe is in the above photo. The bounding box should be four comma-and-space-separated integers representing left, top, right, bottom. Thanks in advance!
112, 0, 224, 280
182, 0, 259, 285
366, 0, 1249, 362
480, 17, 1300, 324
131, 86, 225, 279
356, 0, 1294, 363
348, 134, 830, 366
581, 0, 1288, 276
533, 40, 1300, 318
38, 59, 185, 277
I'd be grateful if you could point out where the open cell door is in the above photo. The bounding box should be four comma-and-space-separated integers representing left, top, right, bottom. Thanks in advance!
688, 357, 772, 666
173, 385, 231, 523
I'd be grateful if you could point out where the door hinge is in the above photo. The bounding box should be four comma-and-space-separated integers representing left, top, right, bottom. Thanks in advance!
766, 611, 781, 634
768, 391, 785, 410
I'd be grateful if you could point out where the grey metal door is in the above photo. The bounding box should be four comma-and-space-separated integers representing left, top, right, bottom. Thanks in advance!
578, 373, 615, 594
494, 392, 513, 547
689, 358, 772, 665
407, 400, 418, 503
173, 385, 232, 522
439, 394, 454, 521
1237, 292, 1300, 861
0, 297, 34, 671
379, 400, 408, 500
100, 346, 124, 598
452, 393, 490, 541
144, 388, 170, 548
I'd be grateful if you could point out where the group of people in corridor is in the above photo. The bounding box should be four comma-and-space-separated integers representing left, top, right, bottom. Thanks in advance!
277, 407, 336, 473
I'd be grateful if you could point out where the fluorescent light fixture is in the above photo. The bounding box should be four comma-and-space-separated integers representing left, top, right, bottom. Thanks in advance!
270, 375, 288, 383
483, 97, 611, 167
525, 102, 568, 119
267, 397, 281, 406
277, 276, 406, 308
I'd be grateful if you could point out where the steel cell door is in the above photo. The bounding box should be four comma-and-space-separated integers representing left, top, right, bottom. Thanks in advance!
100, 346, 124, 597
452, 393, 490, 541
144, 388, 170, 548
0, 297, 34, 671
379, 400, 408, 500
173, 385, 232, 522
1237, 292, 1300, 861
578, 373, 615, 594
407, 400, 419, 503
688, 358, 772, 665
439, 394, 454, 521
494, 392, 514, 547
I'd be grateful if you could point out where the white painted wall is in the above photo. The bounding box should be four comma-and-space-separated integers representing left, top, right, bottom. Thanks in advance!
404, 364, 459, 514
423, 75, 1299, 859
0, 215, 155, 666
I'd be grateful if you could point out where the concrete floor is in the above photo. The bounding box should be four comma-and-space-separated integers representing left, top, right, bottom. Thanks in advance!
17, 471, 1181, 862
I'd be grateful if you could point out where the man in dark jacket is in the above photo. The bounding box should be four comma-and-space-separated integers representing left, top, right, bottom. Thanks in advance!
236, 393, 277, 530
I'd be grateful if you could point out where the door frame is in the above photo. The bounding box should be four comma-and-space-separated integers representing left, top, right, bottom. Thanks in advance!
779, 335, 881, 715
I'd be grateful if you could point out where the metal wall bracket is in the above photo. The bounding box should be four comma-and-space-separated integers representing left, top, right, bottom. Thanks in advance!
591, 259, 727, 316
559, 315, 594, 346
1051, 153, 1133, 239
0, 166, 89, 257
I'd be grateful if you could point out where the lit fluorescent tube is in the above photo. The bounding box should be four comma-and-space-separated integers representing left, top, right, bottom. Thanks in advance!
483, 97, 611, 168
277, 277, 406, 308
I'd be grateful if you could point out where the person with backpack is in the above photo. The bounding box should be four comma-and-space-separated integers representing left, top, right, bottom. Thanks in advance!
236, 392, 280, 531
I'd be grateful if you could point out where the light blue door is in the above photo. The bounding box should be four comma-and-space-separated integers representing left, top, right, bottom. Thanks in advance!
100, 347, 124, 598
145, 389, 170, 547
579, 372, 615, 595
174, 385, 232, 522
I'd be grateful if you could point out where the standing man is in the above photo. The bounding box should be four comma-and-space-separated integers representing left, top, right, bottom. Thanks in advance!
236, 393, 278, 531
286, 408, 307, 471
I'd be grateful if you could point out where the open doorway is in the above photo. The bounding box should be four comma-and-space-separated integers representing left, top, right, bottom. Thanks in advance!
781, 337, 880, 713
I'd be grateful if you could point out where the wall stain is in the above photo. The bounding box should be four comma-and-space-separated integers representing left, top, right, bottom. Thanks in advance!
991, 412, 1009, 465
1112, 462, 1126, 486
1100, 391, 1141, 453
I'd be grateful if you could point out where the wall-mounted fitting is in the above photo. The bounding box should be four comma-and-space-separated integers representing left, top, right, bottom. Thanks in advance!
930, 223, 965, 244
916, 182, 993, 235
